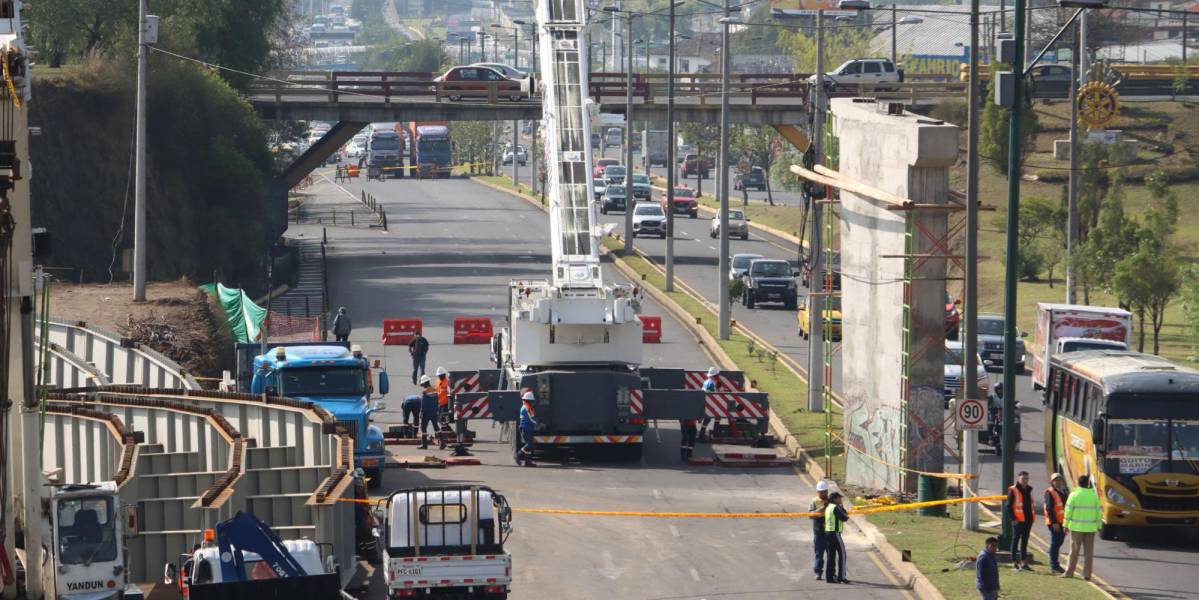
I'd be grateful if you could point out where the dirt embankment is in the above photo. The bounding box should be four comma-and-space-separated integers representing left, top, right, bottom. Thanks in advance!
49, 280, 233, 378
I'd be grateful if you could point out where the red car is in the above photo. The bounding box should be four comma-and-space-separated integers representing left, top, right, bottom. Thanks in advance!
594, 158, 620, 179
660, 187, 698, 218
435, 65, 528, 101
945, 292, 962, 340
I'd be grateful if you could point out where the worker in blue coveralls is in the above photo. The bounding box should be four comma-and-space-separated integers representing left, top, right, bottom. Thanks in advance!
515, 391, 538, 467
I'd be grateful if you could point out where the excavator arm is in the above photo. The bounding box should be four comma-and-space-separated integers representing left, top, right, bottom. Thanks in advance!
215, 511, 309, 582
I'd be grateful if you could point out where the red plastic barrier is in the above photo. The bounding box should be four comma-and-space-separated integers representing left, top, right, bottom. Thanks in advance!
453, 317, 493, 344
639, 315, 662, 343
346, 164, 360, 178
381, 318, 422, 346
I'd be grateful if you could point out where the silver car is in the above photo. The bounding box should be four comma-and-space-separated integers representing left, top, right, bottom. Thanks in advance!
728, 253, 763, 280
631, 203, 666, 238
710, 209, 749, 240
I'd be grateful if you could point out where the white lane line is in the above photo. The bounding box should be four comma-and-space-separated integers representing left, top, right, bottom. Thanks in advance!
777, 551, 792, 571
689, 567, 701, 582
708, 245, 716, 250
669, 524, 680, 538
652, 488, 663, 500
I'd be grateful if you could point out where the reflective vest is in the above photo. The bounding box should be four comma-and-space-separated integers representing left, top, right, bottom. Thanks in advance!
824, 503, 844, 533
1064, 487, 1103, 533
436, 378, 449, 408
1044, 487, 1065, 524
1008, 485, 1032, 523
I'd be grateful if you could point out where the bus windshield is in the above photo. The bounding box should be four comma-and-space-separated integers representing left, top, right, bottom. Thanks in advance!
279, 367, 367, 397
1107, 419, 1199, 475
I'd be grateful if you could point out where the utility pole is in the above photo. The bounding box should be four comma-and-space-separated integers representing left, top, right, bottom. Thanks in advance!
718, 7, 735, 340
133, 0, 149, 302
624, 12, 636, 257
963, 0, 982, 532
999, 0, 1028, 548
665, 0, 677, 291
891, 3, 898, 66
807, 9, 825, 413
1066, 24, 1079, 304
512, 26, 520, 188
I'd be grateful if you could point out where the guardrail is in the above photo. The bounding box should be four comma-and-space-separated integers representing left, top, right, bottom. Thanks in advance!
588, 71, 811, 105
360, 190, 389, 231
249, 70, 533, 104
39, 318, 200, 389
828, 81, 969, 103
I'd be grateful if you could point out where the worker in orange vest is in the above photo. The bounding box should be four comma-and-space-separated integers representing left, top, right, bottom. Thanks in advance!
435, 366, 451, 449
1006, 470, 1035, 572
1043, 472, 1070, 573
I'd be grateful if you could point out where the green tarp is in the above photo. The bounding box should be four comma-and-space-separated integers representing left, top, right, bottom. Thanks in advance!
200, 283, 267, 343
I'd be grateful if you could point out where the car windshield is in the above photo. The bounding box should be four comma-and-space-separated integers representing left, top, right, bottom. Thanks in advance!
598, 159, 618, 167
57, 497, 117, 565
606, 167, 626, 176
635, 205, 663, 216
729, 210, 745, 220
732, 255, 761, 269
594, 179, 606, 187
607, 185, 626, 194
371, 138, 399, 150
633, 175, 649, 184
279, 367, 366, 397
673, 188, 693, 197
978, 318, 1005, 335
750, 261, 790, 277
945, 347, 963, 363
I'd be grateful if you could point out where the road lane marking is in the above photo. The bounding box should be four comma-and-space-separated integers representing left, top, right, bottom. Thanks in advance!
867, 550, 918, 600
652, 488, 663, 500
708, 246, 716, 250
669, 524, 680, 537
689, 567, 701, 582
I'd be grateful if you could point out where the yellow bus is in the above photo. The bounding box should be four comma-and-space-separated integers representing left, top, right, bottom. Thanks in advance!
1044, 350, 1199, 540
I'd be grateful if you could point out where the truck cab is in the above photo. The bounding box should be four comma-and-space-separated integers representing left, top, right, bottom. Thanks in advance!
368, 126, 404, 177
250, 344, 389, 487
414, 124, 452, 178
51, 482, 144, 600
382, 486, 513, 599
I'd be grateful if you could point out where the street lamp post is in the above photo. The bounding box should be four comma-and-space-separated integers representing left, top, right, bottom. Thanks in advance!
604, 5, 639, 257
494, 21, 526, 188
717, 12, 741, 340
665, 0, 678, 291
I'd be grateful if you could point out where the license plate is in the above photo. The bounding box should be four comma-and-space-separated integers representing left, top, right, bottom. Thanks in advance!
360, 458, 380, 467
768, 294, 781, 299
395, 566, 423, 576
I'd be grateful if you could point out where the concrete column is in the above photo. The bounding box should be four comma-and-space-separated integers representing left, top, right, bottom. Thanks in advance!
831, 98, 959, 492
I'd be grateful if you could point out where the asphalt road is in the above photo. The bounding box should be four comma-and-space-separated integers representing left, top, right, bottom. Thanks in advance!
301, 174, 919, 599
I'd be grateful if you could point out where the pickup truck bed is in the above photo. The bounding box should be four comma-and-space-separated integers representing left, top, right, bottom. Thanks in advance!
386, 553, 512, 594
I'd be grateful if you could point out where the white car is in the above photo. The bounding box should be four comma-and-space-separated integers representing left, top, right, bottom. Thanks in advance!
344, 140, 364, 158
944, 339, 990, 401
728, 253, 763, 280
631, 203, 666, 238
809, 58, 901, 86
710, 209, 749, 240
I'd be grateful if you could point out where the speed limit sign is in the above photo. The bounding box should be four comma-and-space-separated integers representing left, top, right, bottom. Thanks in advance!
956, 398, 987, 431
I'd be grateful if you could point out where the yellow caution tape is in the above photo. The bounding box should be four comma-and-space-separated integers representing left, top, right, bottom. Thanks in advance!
509, 495, 1006, 518
339, 161, 495, 173
830, 430, 977, 480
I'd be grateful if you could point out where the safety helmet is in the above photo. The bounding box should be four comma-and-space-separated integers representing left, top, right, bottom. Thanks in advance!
436, 366, 447, 377
816, 480, 830, 492
419, 374, 431, 386
707, 367, 719, 377
521, 391, 535, 402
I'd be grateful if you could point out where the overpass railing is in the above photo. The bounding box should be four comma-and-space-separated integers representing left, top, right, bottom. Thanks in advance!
588, 72, 811, 105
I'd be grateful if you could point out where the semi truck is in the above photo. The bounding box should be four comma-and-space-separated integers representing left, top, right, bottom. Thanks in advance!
409, 122, 453, 178
243, 343, 389, 487
380, 486, 513, 599
641, 130, 669, 167
1029, 303, 1132, 390
368, 123, 405, 178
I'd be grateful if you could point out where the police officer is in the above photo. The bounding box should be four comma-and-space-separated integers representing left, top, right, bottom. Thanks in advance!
809, 480, 830, 579
698, 367, 719, 441
824, 491, 850, 584
417, 375, 439, 449
515, 392, 538, 467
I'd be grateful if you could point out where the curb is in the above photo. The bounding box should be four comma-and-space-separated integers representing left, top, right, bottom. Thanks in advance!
472, 175, 938, 598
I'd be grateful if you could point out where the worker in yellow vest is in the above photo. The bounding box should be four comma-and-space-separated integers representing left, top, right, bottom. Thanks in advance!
1062, 474, 1102, 580
823, 491, 850, 584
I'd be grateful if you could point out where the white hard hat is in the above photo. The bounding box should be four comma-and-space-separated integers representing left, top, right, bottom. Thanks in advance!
436, 366, 447, 376
707, 367, 719, 376
419, 374, 431, 385
521, 391, 535, 402
816, 480, 830, 492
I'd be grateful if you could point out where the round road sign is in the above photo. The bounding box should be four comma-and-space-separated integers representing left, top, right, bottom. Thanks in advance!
956, 398, 986, 430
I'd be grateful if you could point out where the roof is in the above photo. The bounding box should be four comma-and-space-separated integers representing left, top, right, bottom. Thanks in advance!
1038, 303, 1131, 318
1054, 350, 1199, 396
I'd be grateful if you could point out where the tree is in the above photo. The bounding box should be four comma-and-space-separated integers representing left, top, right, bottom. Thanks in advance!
1181, 266, 1199, 361
362, 39, 448, 72
1144, 168, 1179, 244
996, 196, 1057, 281
777, 26, 871, 74
1081, 171, 1142, 306
980, 63, 1040, 176
729, 126, 783, 206
452, 121, 497, 175
679, 122, 718, 196
1113, 239, 1180, 354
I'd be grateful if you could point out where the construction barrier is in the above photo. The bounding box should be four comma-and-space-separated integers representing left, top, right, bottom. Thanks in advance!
684, 370, 744, 392
639, 315, 662, 343
452, 317, 493, 344
381, 318, 422, 346
346, 164, 359, 178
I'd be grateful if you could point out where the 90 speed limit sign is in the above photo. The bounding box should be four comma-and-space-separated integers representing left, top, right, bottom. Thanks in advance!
956, 398, 987, 431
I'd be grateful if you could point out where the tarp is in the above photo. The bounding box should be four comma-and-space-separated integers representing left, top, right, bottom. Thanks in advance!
200, 283, 267, 344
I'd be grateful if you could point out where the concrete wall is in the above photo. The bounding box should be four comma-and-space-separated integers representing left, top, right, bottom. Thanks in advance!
831, 98, 958, 492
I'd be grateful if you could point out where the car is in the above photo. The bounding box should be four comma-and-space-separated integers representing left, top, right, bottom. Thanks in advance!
594, 158, 620, 179
709, 208, 749, 240
809, 58, 902, 86
605, 127, 623, 148
728, 253, 763, 281
681, 153, 710, 178
591, 132, 602, 149
800, 250, 841, 291
943, 339, 991, 403
601, 184, 628, 214
974, 313, 1026, 372
677, 144, 694, 161
797, 295, 842, 341
741, 258, 798, 310
501, 144, 528, 166
593, 178, 608, 201
470, 62, 528, 80
734, 166, 767, 191
603, 164, 626, 185
631, 202, 666, 238
1028, 64, 1071, 98
435, 65, 528, 101
629, 174, 651, 199
661, 187, 697, 218
945, 292, 962, 340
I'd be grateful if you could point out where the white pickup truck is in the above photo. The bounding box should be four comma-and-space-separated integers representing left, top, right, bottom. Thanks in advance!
1029, 303, 1132, 390
381, 486, 513, 599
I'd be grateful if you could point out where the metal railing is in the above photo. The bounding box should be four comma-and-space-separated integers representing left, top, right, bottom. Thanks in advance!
359, 190, 388, 231
588, 72, 812, 105
39, 318, 200, 389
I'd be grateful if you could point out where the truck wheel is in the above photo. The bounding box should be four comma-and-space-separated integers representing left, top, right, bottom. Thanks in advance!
741, 233, 749, 240
1099, 524, 1118, 541
366, 468, 383, 490
785, 298, 797, 311
746, 294, 755, 309
449, 95, 462, 101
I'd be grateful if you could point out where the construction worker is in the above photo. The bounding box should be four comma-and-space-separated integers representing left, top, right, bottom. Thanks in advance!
698, 366, 719, 441
1062, 474, 1101, 581
409, 331, 429, 385
1006, 470, 1035, 571
515, 392, 538, 467
401, 393, 421, 427
823, 491, 849, 584
1043, 472, 1070, 573
809, 480, 830, 579
417, 375, 439, 449
332, 307, 352, 342
435, 367, 451, 449
976, 536, 1000, 600
679, 418, 697, 461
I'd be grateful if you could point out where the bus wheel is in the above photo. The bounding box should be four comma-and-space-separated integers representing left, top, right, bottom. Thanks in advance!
1099, 523, 1118, 541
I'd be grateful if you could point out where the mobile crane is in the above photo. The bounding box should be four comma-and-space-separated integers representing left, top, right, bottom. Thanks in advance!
449, 0, 772, 456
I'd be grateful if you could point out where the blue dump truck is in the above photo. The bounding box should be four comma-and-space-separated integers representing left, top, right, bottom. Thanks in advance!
239, 343, 390, 487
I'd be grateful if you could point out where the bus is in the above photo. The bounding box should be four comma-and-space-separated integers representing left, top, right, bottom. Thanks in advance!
1044, 350, 1199, 540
